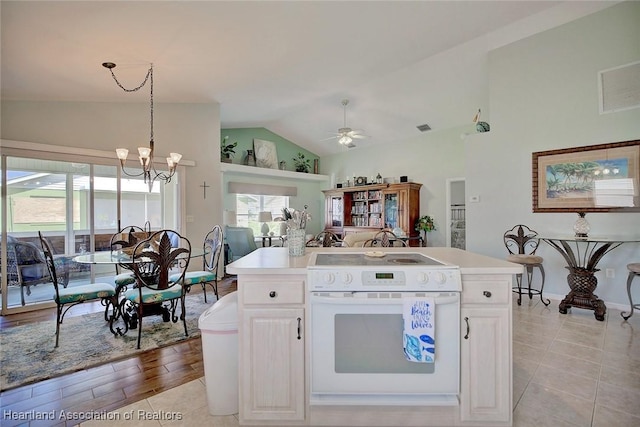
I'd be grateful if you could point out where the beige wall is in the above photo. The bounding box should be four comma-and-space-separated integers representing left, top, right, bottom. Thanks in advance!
1, 100, 221, 247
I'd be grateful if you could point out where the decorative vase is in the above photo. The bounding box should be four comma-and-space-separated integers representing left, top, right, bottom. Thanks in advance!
287, 228, 306, 257
279, 161, 287, 170
245, 149, 256, 167
221, 154, 232, 163
573, 212, 590, 238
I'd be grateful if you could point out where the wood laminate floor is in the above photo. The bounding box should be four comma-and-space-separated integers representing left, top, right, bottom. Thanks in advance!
0, 278, 237, 427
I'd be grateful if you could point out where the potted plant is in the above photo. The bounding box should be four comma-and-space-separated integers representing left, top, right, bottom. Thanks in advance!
221, 136, 237, 163
293, 152, 311, 173
415, 215, 436, 246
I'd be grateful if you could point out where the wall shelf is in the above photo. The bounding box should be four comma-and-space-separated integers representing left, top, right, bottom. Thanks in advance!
220, 162, 329, 182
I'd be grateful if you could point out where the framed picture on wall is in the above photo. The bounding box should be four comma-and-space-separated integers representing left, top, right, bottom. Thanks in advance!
532, 139, 640, 212
253, 139, 278, 169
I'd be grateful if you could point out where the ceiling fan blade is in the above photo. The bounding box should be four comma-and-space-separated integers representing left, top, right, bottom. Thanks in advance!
345, 141, 357, 148
351, 134, 368, 139
320, 135, 339, 141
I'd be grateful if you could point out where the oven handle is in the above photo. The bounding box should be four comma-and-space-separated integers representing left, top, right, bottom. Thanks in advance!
310, 293, 459, 305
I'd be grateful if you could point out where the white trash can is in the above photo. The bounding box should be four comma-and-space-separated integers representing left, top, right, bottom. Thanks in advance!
198, 291, 238, 415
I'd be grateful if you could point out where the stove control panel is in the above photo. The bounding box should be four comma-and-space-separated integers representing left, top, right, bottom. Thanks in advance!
308, 268, 461, 292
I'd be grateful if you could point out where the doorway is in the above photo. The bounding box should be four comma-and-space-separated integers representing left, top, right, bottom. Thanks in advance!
445, 178, 465, 249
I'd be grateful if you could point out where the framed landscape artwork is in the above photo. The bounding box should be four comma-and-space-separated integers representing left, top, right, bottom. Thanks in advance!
532, 139, 640, 212
254, 139, 278, 169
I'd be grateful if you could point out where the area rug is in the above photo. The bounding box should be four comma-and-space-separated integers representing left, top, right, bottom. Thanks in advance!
0, 294, 216, 391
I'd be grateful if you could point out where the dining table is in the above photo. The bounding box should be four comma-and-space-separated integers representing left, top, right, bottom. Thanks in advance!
74, 248, 207, 335
540, 234, 640, 321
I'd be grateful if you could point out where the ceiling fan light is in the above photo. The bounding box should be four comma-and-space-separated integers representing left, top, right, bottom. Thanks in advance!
339, 135, 352, 145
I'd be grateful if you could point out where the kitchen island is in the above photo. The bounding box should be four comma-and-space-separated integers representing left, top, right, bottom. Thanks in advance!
227, 247, 522, 426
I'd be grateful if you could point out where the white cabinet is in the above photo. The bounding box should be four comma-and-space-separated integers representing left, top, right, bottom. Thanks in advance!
238, 276, 306, 423
460, 275, 512, 425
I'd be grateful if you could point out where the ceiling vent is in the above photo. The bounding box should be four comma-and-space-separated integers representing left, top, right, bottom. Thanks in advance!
416, 123, 432, 132
599, 60, 640, 114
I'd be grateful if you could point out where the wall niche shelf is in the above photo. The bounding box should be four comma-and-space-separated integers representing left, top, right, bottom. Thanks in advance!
220, 162, 329, 182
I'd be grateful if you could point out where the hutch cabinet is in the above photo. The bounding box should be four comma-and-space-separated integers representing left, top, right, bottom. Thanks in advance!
322, 182, 422, 244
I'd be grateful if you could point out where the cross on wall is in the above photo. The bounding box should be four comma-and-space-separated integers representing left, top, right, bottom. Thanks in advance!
200, 181, 210, 199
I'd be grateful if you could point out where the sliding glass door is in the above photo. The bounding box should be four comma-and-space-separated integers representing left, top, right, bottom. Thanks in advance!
1, 155, 178, 313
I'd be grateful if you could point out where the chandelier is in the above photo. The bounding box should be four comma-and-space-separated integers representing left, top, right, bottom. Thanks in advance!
102, 62, 181, 191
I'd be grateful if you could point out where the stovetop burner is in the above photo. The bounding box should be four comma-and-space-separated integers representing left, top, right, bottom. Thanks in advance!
313, 252, 446, 267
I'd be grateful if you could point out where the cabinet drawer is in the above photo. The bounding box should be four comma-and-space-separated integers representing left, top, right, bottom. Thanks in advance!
242, 280, 305, 305
462, 280, 510, 305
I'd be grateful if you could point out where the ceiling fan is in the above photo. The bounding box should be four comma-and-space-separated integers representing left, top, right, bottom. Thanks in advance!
322, 99, 368, 148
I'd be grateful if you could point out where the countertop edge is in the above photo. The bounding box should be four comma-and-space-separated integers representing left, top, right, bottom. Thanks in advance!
226, 247, 523, 275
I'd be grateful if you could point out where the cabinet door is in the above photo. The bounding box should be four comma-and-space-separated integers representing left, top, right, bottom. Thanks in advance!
383, 188, 408, 231
325, 193, 343, 230
240, 308, 305, 422
460, 307, 511, 424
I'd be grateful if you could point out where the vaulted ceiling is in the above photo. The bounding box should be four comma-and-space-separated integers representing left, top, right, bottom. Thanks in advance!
1, 1, 615, 155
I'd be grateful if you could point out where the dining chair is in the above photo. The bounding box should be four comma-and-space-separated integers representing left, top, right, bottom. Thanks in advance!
123, 230, 192, 349
39, 231, 117, 347
306, 230, 343, 247
110, 225, 149, 287
170, 225, 223, 303
503, 224, 550, 306
363, 230, 408, 247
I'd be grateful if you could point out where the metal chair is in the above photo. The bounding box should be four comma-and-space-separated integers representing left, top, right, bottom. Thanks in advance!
503, 224, 549, 306
123, 230, 192, 349
306, 230, 343, 247
171, 225, 223, 303
621, 262, 640, 320
363, 230, 408, 247
39, 231, 116, 347
110, 225, 147, 288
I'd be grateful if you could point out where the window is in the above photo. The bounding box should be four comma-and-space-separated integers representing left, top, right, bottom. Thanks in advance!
236, 194, 288, 236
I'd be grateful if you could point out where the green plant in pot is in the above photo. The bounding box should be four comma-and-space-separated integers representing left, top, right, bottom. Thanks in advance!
221, 136, 237, 163
293, 152, 311, 173
415, 215, 436, 247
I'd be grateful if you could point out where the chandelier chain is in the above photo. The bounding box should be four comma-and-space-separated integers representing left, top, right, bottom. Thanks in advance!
105, 62, 178, 191
107, 66, 152, 93
107, 65, 154, 142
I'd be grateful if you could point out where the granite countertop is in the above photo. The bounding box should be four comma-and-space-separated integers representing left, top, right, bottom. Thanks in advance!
226, 247, 523, 275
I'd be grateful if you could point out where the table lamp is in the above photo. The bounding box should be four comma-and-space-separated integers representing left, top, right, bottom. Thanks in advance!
258, 211, 272, 236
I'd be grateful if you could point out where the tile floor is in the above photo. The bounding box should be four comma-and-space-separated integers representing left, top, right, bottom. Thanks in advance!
74, 295, 638, 426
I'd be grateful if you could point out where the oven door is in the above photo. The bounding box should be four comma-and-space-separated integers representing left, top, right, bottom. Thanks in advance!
310, 291, 460, 405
